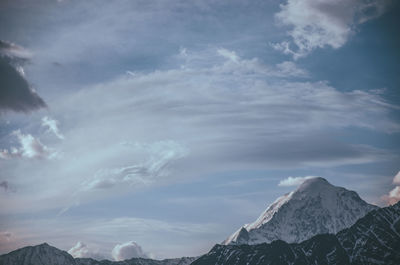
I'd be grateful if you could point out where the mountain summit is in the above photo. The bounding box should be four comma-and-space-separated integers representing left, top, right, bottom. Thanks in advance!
223, 177, 377, 245
195, 202, 400, 265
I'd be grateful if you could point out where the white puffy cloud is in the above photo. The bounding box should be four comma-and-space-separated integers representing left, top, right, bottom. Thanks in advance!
274, 0, 389, 58
382, 171, 400, 205
278, 176, 317, 187
392, 171, 400, 185
68, 241, 104, 260
68, 242, 90, 258
111, 241, 148, 261
0, 130, 58, 159
382, 186, 400, 206
42, 116, 64, 140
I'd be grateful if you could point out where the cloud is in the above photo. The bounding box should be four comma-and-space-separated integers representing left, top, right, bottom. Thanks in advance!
0, 130, 57, 159
58, 140, 188, 214
382, 171, 400, 205
42, 116, 64, 140
217, 48, 240, 63
0, 40, 46, 113
1, 48, 398, 218
111, 241, 148, 261
68, 242, 90, 258
382, 186, 400, 206
212, 48, 308, 78
83, 141, 188, 190
278, 176, 317, 187
0, 231, 12, 242
275, 61, 309, 77
393, 171, 400, 185
68, 242, 105, 260
274, 0, 389, 58
0, 215, 223, 259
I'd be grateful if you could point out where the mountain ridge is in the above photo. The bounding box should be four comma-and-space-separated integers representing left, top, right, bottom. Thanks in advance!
0, 243, 196, 265
223, 177, 378, 245
193, 201, 400, 265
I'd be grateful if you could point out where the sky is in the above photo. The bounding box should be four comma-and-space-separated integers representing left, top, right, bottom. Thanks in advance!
0, 0, 399, 260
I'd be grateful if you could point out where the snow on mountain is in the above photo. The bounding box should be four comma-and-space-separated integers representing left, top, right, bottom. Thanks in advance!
223, 177, 377, 245
193, 202, 400, 265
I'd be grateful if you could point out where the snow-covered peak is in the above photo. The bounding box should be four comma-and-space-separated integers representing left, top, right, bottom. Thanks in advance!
223, 177, 378, 245
296, 177, 330, 192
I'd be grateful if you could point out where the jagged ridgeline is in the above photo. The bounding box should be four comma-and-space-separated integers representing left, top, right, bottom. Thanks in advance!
223, 177, 378, 245
192, 202, 400, 265
1, 178, 399, 265
1, 202, 399, 265
0, 244, 196, 265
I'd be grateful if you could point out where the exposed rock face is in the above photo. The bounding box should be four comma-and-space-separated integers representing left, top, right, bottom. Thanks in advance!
193, 202, 400, 265
224, 177, 377, 245
0, 243, 196, 265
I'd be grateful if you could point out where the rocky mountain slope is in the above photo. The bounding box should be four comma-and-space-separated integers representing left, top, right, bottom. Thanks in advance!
75, 256, 196, 265
0, 243, 196, 265
223, 177, 377, 245
0, 243, 76, 265
192, 201, 400, 265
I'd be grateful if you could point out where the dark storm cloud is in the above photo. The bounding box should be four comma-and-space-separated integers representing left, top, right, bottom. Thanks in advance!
0, 40, 46, 113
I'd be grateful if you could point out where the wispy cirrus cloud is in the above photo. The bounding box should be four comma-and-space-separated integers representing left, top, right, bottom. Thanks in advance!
1, 47, 398, 218
0, 0, 398, 259
83, 141, 188, 191
57, 140, 188, 215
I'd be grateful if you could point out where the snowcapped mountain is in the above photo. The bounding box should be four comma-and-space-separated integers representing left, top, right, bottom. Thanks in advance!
0, 243, 196, 265
223, 177, 377, 245
192, 202, 400, 265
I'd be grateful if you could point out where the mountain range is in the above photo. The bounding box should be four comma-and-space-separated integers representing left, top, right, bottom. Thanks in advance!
0, 243, 196, 265
192, 201, 400, 265
1, 177, 399, 265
